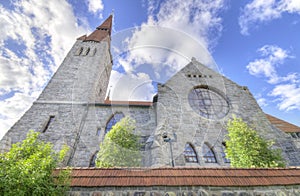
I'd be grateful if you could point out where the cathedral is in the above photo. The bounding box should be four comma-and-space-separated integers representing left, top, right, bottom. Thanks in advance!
1, 15, 299, 168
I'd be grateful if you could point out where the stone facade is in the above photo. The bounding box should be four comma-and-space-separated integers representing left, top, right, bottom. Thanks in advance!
146, 59, 299, 167
0, 16, 299, 167
68, 186, 300, 196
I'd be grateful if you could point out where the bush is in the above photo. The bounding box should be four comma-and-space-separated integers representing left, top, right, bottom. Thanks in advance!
0, 130, 70, 195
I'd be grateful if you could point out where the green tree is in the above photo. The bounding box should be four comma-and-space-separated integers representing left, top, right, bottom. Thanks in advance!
225, 117, 285, 168
0, 130, 70, 196
96, 117, 141, 167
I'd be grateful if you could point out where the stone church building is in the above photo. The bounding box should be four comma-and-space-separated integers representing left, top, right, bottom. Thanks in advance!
1, 15, 300, 169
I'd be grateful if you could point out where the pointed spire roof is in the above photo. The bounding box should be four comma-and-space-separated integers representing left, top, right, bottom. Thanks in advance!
84, 15, 112, 42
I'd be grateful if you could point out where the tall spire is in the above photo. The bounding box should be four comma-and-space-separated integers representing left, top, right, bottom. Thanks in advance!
84, 15, 113, 42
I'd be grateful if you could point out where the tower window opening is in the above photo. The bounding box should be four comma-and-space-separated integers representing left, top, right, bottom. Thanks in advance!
290, 132, 300, 139
184, 143, 198, 163
43, 115, 55, 133
75, 47, 83, 56
92, 48, 97, 56
84, 48, 90, 56
203, 143, 217, 163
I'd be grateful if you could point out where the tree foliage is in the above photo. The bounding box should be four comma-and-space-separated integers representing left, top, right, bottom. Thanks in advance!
225, 117, 285, 168
96, 117, 142, 167
0, 130, 70, 196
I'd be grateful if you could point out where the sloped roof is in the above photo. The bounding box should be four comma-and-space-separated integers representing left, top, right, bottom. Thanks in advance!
266, 114, 300, 133
78, 15, 112, 42
55, 167, 300, 187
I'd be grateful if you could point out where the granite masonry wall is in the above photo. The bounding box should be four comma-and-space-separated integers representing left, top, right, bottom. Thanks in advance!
68, 185, 300, 196
146, 59, 300, 167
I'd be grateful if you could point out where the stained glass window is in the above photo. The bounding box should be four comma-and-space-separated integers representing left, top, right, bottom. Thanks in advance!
203, 144, 217, 163
105, 112, 125, 134
89, 151, 98, 167
188, 86, 229, 119
184, 143, 198, 163
221, 142, 230, 163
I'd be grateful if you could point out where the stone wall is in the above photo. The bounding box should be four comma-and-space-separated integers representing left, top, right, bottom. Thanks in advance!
37, 40, 112, 103
68, 186, 300, 196
70, 104, 157, 167
147, 59, 300, 167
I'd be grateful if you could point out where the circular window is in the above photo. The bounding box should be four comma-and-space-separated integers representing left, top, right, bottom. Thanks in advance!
188, 86, 229, 119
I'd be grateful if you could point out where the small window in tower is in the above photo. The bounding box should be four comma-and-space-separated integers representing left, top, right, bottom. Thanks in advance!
83, 48, 90, 56
43, 115, 55, 133
75, 47, 83, 56
203, 143, 217, 163
184, 143, 198, 163
92, 48, 97, 56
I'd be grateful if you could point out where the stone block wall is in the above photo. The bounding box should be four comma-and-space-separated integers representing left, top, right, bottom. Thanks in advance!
68, 185, 300, 196
70, 104, 157, 167
147, 60, 300, 167
37, 40, 112, 103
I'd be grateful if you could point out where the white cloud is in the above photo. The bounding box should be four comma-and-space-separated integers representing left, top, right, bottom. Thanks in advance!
108, 70, 156, 101
86, 0, 104, 17
255, 93, 268, 107
109, 0, 226, 101
270, 83, 300, 111
246, 45, 292, 84
239, 0, 300, 35
0, 92, 36, 139
247, 44, 300, 113
0, 0, 89, 139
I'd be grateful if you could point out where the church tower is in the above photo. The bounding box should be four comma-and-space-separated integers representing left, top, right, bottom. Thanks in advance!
0, 16, 113, 165
1, 15, 299, 167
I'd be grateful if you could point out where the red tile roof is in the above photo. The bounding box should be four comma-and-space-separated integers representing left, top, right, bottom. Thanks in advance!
266, 114, 300, 133
54, 167, 300, 187
84, 15, 112, 42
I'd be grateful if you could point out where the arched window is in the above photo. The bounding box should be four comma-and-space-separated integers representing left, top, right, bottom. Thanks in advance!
203, 143, 217, 163
75, 47, 83, 55
184, 143, 198, 163
89, 151, 98, 167
84, 48, 90, 56
105, 112, 125, 134
221, 142, 230, 163
92, 48, 97, 56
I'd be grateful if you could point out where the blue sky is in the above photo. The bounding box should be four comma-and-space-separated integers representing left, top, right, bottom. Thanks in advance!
0, 0, 300, 139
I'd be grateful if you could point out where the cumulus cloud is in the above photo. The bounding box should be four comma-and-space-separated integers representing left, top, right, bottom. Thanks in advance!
255, 93, 268, 107
270, 83, 300, 111
86, 0, 104, 17
110, 0, 226, 101
0, 0, 88, 139
246, 45, 292, 84
247, 44, 300, 112
239, 0, 300, 35
108, 70, 156, 101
